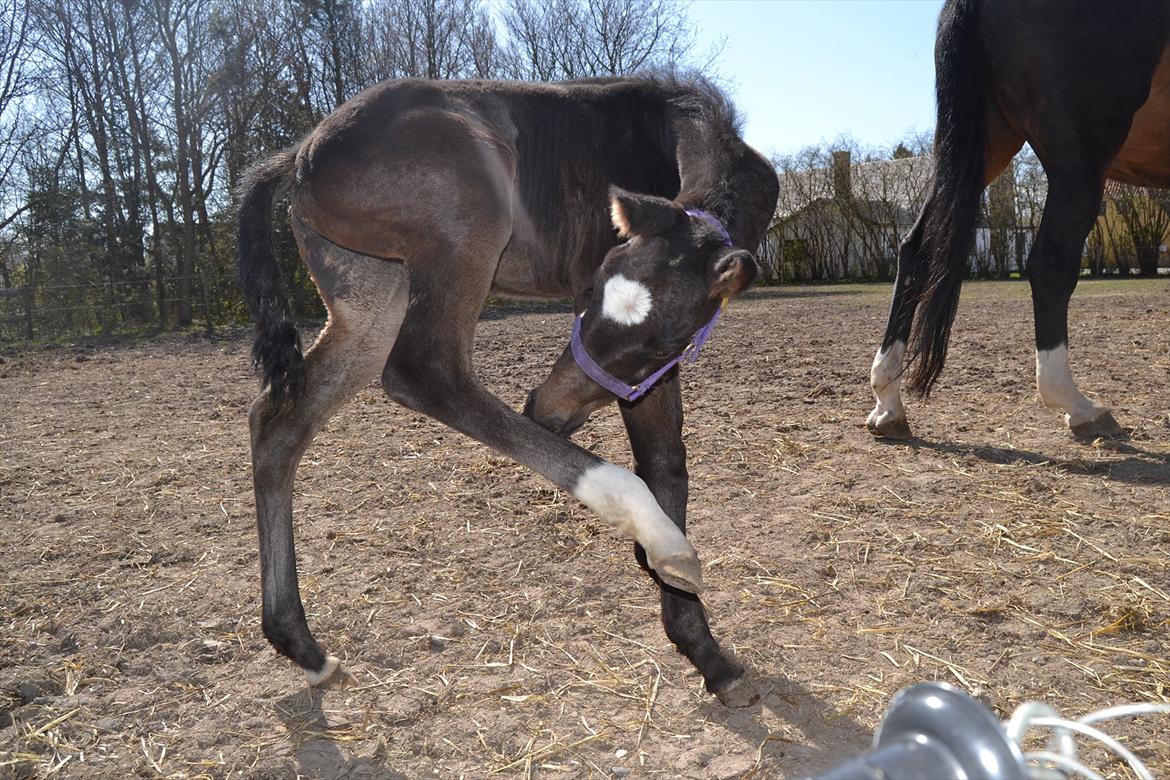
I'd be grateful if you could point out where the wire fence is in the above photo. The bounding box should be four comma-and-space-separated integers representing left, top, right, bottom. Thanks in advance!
0, 275, 236, 343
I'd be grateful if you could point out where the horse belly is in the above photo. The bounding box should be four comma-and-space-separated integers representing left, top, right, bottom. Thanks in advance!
1109, 46, 1170, 187
491, 237, 571, 299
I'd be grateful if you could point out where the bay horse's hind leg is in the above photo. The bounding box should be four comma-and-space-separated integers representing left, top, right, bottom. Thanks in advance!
1027, 166, 1121, 438
867, 110, 1023, 440
866, 215, 926, 440
619, 377, 756, 707
250, 220, 409, 686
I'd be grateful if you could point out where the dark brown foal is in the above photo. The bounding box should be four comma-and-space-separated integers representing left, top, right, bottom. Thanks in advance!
237, 77, 778, 705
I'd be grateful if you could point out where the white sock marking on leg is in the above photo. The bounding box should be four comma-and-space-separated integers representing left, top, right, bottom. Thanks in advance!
305, 654, 341, 686
1036, 346, 1106, 427
867, 341, 906, 424
572, 462, 691, 562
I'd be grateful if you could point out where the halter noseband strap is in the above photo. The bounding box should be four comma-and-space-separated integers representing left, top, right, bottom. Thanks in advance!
568, 208, 733, 402
570, 301, 726, 402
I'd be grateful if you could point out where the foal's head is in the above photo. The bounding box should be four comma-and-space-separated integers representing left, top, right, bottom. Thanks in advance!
524, 187, 759, 436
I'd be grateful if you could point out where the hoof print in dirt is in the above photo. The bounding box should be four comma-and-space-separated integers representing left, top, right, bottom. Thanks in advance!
12, 678, 61, 704
193, 639, 232, 663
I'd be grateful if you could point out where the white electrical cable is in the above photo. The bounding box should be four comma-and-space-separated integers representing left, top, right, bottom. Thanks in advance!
1024, 751, 1107, 780
1006, 699, 1170, 780
1016, 714, 1156, 780
1007, 701, 1078, 765
1078, 702, 1170, 727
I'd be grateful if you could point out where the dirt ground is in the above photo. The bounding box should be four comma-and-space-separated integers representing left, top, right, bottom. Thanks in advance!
1, 279, 1168, 779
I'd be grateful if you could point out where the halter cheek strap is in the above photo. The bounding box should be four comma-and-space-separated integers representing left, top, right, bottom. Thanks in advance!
684, 208, 733, 246
570, 299, 727, 402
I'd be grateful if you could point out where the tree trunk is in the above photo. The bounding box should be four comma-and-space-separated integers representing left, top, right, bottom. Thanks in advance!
155, 0, 198, 326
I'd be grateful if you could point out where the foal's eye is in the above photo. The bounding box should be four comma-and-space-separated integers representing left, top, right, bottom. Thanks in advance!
652, 349, 672, 360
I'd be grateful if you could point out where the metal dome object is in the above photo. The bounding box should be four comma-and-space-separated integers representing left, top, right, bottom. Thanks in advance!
809, 682, 1030, 780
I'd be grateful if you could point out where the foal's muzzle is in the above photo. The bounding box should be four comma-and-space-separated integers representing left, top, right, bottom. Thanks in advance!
523, 388, 599, 438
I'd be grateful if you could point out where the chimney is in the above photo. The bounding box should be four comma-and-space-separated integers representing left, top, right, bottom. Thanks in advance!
832, 150, 852, 201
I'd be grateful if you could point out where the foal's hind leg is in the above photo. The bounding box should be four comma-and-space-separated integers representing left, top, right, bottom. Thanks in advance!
619, 376, 756, 707
250, 223, 408, 685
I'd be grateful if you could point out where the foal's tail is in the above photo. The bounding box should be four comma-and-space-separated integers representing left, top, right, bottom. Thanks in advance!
904, 0, 986, 396
236, 145, 304, 409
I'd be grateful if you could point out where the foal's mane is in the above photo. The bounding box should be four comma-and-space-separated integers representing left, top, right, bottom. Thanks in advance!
507, 73, 770, 255
646, 74, 774, 247
660, 75, 746, 221
658, 74, 745, 138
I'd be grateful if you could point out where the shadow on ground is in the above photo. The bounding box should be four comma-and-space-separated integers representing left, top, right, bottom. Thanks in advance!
275, 688, 407, 780
880, 436, 1170, 486
702, 672, 872, 777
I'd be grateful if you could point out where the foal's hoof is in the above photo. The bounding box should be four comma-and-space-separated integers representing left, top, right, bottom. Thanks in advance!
305, 655, 354, 689
867, 414, 913, 440
653, 553, 704, 594
1070, 410, 1125, 440
713, 676, 759, 708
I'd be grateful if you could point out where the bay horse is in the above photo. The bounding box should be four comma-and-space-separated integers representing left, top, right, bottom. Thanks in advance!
867, 0, 1170, 440
237, 77, 779, 706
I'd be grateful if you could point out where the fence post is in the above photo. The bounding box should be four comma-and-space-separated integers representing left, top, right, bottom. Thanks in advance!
23, 285, 33, 340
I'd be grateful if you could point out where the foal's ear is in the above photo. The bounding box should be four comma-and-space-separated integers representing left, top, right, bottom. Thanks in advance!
708, 249, 759, 299
608, 186, 683, 239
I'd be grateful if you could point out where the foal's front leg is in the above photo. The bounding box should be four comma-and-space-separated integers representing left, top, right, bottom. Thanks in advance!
381, 283, 703, 593
619, 375, 757, 707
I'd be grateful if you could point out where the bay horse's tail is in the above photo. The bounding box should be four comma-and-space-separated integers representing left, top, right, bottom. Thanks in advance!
237, 145, 303, 409
905, 0, 985, 396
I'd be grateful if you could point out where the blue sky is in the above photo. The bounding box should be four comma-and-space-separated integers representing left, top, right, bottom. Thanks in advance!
689, 0, 945, 158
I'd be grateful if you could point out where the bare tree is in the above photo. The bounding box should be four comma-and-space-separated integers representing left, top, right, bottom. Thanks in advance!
1106, 182, 1169, 276
985, 162, 1017, 278
2, 0, 716, 341
152, 0, 221, 325
366, 0, 496, 81
0, 0, 36, 238
503, 0, 695, 80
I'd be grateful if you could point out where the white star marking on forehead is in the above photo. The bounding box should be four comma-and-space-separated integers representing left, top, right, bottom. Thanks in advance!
601, 274, 653, 326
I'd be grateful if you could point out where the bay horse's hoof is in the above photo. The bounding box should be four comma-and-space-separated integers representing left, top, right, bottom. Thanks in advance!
1070, 410, 1125, 440
653, 553, 704, 594
713, 675, 759, 708
866, 410, 913, 440
305, 655, 354, 689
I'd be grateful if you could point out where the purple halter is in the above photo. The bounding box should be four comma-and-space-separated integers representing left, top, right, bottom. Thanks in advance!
570, 301, 726, 402
569, 208, 733, 402
685, 208, 733, 246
